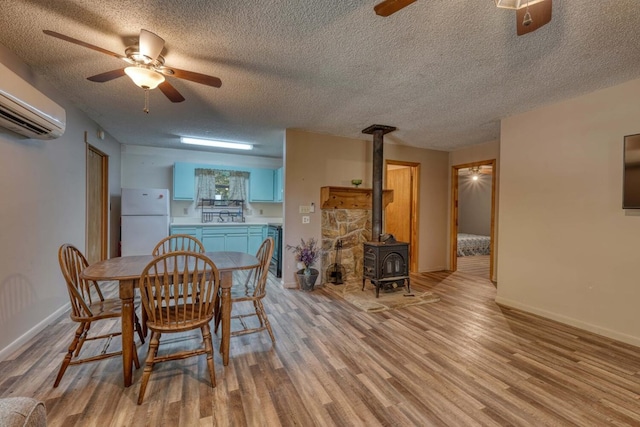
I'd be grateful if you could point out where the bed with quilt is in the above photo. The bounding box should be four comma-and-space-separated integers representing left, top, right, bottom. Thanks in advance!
457, 233, 490, 257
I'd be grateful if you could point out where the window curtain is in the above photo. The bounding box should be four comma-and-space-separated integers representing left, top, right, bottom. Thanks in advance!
195, 168, 216, 201
228, 171, 249, 201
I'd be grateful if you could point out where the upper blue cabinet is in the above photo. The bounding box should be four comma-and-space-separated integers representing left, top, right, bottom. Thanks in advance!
173, 162, 196, 200
174, 162, 283, 203
249, 168, 275, 202
274, 167, 283, 202
249, 167, 284, 203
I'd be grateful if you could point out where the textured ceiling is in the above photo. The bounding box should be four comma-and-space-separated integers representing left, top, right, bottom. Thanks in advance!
1, 1, 640, 158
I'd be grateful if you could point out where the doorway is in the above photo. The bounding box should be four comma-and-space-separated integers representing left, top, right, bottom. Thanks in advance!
450, 160, 496, 280
86, 142, 109, 264
384, 160, 420, 272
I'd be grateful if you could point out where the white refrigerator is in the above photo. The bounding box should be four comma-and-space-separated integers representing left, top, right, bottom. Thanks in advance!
121, 188, 170, 256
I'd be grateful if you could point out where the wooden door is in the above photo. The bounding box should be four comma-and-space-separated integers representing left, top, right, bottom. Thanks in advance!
86, 144, 108, 264
385, 161, 419, 272
385, 167, 411, 242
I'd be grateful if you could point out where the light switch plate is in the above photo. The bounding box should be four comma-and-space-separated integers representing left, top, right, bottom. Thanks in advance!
299, 205, 311, 214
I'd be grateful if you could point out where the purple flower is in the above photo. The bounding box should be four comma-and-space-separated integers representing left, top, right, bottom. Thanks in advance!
286, 237, 320, 270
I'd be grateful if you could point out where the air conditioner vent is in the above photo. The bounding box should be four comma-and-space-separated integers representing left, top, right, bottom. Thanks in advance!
0, 105, 52, 136
0, 62, 66, 140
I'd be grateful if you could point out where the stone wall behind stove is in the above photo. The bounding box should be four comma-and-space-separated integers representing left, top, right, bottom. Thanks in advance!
321, 209, 371, 282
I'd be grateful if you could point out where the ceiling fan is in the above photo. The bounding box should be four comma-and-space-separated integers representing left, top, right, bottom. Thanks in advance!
374, 0, 552, 36
43, 29, 222, 112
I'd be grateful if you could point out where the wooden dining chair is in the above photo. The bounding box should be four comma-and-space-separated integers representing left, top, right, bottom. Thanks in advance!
214, 237, 275, 344
55, 244, 144, 388
137, 251, 220, 404
140, 234, 207, 336
151, 234, 205, 256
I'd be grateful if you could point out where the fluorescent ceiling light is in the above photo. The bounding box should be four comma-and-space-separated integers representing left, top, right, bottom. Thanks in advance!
180, 137, 253, 150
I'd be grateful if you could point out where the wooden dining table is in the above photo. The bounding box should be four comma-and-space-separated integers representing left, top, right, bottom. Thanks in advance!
80, 251, 260, 387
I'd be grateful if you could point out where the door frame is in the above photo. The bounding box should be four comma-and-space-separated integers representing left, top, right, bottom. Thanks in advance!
450, 159, 496, 280
385, 160, 420, 272
86, 141, 109, 261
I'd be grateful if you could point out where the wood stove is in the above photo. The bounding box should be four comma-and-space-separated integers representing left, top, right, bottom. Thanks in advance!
362, 241, 410, 297
361, 124, 411, 297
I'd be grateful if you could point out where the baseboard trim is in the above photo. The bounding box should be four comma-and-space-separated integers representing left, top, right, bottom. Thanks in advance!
494, 296, 640, 348
0, 303, 69, 361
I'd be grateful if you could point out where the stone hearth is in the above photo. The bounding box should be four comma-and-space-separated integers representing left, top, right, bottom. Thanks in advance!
321, 209, 371, 282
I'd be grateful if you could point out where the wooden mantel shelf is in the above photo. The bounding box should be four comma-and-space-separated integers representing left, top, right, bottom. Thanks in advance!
320, 186, 394, 210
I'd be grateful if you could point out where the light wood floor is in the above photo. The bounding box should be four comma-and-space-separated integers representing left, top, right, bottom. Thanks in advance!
2, 271, 640, 426
457, 254, 490, 279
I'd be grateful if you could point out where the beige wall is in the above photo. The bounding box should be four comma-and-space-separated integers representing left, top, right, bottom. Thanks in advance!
496, 78, 640, 347
450, 140, 500, 279
0, 44, 121, 358
283, 129, 449, 288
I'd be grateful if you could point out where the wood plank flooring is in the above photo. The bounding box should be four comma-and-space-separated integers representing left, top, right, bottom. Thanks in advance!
457, 255, 490, 279
1, 270, 640, 426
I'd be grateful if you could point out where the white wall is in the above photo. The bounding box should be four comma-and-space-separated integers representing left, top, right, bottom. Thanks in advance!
0, 44, 121, 358
497, 78, 640, 347
283, 129, 449, 288
458, 174, 492, 235
121, 145, 283, 219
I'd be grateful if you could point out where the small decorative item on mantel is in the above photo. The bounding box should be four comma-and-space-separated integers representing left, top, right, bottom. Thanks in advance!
286, 237, 320, 291
351, 179, 363, 188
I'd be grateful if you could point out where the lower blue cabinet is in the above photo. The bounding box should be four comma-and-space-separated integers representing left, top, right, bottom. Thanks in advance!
171, 225, 267, 253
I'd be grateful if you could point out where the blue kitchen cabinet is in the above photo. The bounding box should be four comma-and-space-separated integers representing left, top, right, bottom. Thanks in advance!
173, 162, 196, 201
274, 167, 283, 202
172, 225, 268, 253
226, 232, 249, 252
249, 168, 275, 202
201, 227, 225, 252
169, 226, 201, 241
248, 226, 266, 254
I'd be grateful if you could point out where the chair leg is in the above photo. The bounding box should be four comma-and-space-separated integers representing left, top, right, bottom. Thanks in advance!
256, 301, 275, 342
253, 301, 264, 327
201, 325, 216, 388
214, 304, 221, 334
132, 339, 140, 370
54, 322, 85, 387
137, 331, 160, 405
74, 322, 91, 357
141, 309, 148, 338
134, 313, 145, 344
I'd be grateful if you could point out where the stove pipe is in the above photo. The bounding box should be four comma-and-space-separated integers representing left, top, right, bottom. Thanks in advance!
362, 124, 396, 242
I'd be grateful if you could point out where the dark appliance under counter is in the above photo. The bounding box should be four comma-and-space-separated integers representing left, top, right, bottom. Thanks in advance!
266, 224, 282, 278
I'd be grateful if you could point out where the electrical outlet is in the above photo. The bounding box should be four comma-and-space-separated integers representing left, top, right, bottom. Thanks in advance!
302, 216, 310, 224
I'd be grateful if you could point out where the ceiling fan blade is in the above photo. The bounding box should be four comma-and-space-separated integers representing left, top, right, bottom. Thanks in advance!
139, 29, 165, 61
158, 81, 185, 103
43, 30, 128, 61
374, 0, 418, 17
162, 67, 222, 88
517, 0, 552, 36
87, 68, 126, 82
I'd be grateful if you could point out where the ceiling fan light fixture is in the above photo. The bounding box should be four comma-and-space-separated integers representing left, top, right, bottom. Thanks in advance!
494, 0, 543, 9
180, 137, 253, 151
124, 66, 165, 89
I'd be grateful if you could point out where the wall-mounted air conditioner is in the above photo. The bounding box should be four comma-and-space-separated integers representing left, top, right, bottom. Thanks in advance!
0, 62, 66, 140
